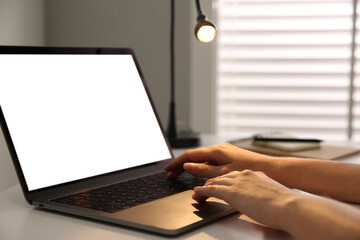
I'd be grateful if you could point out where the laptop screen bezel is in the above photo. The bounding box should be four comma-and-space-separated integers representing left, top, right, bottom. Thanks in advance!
0, 46, 174, 202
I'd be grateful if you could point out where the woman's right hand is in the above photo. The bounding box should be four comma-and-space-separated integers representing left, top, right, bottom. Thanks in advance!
164, 143, 273, 179
193, 170, 296, 230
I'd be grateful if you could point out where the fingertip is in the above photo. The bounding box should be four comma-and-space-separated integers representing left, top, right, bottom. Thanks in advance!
166, 168, 185, 179
183, 162, 195, 172
164, 165, 170, 171
205, 178, 215, 184
166, 171, 177, 179
164, 161, 175, 171
192, 192, 208, 202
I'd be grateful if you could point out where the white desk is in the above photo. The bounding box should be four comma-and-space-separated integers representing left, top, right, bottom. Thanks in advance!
1, 135, 359, 240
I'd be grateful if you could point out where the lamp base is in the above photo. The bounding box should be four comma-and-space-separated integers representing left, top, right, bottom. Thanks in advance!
168, 132, 201, 149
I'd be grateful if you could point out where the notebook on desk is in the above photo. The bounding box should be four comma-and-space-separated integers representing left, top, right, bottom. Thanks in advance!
230, 132, 360, 160
0, 46, 234, 235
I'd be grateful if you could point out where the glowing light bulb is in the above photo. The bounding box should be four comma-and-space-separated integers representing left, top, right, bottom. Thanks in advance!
196, 25, 216, 43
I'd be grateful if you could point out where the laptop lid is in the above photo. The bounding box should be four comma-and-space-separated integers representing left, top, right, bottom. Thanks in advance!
0, 46, 173, 200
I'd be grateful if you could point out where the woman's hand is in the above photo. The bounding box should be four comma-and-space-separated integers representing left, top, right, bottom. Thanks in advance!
193, 170, 296, 230
165, 143, 272, 179
193, 170, 360, 240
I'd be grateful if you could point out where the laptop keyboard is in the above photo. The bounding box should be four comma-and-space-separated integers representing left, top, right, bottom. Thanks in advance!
51, 172, 207, 213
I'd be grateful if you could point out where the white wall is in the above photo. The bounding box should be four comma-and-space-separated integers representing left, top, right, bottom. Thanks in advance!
45, 0, 193, 131
0, 0, 45, 191
190, 0, 217, 133
0, 0, 45, 46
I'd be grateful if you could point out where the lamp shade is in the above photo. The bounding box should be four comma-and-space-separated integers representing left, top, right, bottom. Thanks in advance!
194, 17, 216, 43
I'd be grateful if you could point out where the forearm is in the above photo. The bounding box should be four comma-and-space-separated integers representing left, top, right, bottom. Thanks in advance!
261, 157, 360, 203
279, 192, 360, 240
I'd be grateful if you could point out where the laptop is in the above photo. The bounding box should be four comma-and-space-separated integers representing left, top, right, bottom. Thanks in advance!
0, 46, 234, 235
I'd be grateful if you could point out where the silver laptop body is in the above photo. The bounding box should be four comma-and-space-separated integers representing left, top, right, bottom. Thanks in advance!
0, 46, 234, 235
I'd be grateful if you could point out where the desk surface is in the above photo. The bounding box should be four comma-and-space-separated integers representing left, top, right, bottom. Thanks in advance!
1, 135, 360, 240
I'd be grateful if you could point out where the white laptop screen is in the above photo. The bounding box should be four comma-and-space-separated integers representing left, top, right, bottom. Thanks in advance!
0, 54, 172, 191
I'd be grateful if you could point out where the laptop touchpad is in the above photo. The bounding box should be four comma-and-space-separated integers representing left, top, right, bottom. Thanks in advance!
115, 190, 234, 235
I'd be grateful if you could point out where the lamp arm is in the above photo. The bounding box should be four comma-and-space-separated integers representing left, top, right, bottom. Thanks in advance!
167, 0, 177, 139
195, 0, 205, 20
170, 0, 175, 103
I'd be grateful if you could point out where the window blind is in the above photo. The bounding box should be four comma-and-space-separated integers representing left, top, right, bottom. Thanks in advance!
216, 0, 359, 141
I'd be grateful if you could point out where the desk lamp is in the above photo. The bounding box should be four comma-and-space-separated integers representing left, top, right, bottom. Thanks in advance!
167, 0, 216, 148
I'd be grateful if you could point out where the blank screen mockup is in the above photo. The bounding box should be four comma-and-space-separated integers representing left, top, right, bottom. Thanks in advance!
0, 54, 172, 191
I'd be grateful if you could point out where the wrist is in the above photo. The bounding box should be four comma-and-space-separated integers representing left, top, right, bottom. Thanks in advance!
260, 156, 294, 185
247, 154, 280, 179
273, 190, 303, 231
